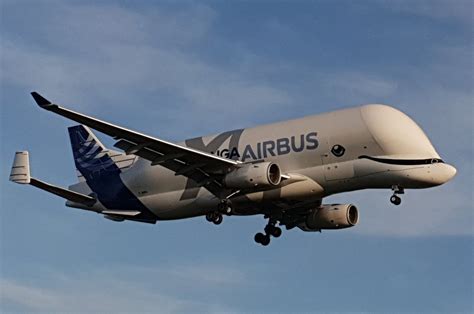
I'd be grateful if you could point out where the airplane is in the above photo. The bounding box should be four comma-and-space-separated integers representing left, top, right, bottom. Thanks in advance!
9, 92, 457, 246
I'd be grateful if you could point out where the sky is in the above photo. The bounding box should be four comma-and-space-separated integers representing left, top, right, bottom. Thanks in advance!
0, 0, 473, 313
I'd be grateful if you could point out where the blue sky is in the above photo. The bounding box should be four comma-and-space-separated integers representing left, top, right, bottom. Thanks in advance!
1, 0, 472, 312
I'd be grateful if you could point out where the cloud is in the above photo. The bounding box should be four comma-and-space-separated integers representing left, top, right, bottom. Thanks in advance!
376, 0, 473, 25
1, 278, 194, 313
1, 279, 60, 311
0, 263, 248, 313
322, 72, 399, 99
334, 181, 473, 237
123, 263, 250, 287
158, 264, 248, 286
0, 2, 291, 137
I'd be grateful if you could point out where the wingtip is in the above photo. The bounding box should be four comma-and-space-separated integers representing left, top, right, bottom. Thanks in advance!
31, 91, 52, 108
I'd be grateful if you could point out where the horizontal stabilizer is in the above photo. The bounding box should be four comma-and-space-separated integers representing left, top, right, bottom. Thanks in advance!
10, 151, 31, 184
30, 178, 97, 206
9, 151, 96, 206
101, 210, 141, 216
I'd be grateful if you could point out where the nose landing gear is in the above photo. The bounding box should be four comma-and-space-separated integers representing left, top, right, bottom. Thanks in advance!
390, 195, 402, 205
254, 219, 282, 246
390, 185, 404, 205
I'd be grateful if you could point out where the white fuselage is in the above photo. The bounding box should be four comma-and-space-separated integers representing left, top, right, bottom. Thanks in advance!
69, 104, 456, 220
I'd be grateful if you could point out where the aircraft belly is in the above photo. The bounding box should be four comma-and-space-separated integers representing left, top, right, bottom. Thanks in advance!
319, 159, 438, 195
323, 161, 355, 181
137, 188, 219, 220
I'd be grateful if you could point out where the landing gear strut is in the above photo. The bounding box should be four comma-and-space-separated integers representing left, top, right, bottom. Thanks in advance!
217, 199, 233, 215
390, 185, 404, 205
254, 219, 282, 246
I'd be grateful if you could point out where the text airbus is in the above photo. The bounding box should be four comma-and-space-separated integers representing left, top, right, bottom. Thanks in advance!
211, 132, 319, 161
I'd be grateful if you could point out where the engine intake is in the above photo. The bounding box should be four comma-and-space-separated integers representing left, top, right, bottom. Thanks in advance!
224, 162, 281, 189
303, 204, 359, 231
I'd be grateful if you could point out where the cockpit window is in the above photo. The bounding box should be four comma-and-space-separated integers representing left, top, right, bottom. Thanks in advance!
331, 144, 346, 157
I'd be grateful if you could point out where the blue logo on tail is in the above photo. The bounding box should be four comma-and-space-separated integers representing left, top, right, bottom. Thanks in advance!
68, 125, 118, 179
67, 125, 153, 218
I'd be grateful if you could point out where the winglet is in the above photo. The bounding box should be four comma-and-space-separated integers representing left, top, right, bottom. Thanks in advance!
10, 151, 31, 184
31, 92, 53, 108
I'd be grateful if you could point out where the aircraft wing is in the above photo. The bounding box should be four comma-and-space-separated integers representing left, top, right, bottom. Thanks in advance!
31, 92, 240, 198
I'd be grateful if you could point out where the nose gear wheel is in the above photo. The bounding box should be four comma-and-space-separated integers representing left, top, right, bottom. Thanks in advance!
390, 185, 404, 205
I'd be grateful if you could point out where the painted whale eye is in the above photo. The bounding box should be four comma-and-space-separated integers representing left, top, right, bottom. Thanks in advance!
331, 144, 345, 157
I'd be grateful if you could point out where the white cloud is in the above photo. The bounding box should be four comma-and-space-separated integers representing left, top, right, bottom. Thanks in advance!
0, 263, 248, 313
1, 278, 193, 313
377, 0, 473, 25
123, 263, 251, 287
0, 2, 290, 133
159, 264, 248, 286
1, 279, 61, 311
328, 178, 473, 237
323, 72, 399, 99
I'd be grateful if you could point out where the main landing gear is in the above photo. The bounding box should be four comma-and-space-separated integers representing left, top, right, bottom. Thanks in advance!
254, 219, 282, 246
390, 185, 404, 205
206, 211, 223, 225
217, 199, 233, 215
205, 199, 234, 225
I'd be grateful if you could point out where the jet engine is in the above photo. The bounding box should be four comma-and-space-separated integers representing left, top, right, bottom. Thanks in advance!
301, 204, 359, 231
224, 162, 281, 189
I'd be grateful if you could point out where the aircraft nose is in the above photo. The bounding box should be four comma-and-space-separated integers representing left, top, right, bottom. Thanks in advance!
429, 163, 457, 186
405, 162, 457, 188
441, 163, 457, 183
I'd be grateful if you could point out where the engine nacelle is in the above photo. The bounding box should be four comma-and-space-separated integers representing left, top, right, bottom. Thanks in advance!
302, 204, 359, 231
224, 162, 281, 189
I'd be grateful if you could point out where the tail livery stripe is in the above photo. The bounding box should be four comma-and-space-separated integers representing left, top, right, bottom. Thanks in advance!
68, 125, 118, 177
67, 125, 154, 220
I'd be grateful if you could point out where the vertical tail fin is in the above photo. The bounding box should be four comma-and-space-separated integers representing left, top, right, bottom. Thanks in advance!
67, 125, 148, 215
68, 125, 119, 181
68, 125, 137, 182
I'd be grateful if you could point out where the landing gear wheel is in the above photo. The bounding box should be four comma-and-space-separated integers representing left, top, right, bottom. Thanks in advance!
264, 224, 282, 238
218, 199, 233, 215
390, 195, 401, 205
213, 214, 223, 225
260, 234, 271, 246
271, 226, 282, 238
264, 225, 274, 235
205, 213, 214, 222
254, 232, 264, 244
254, 232, 270, 246
223, 206, 232, 215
